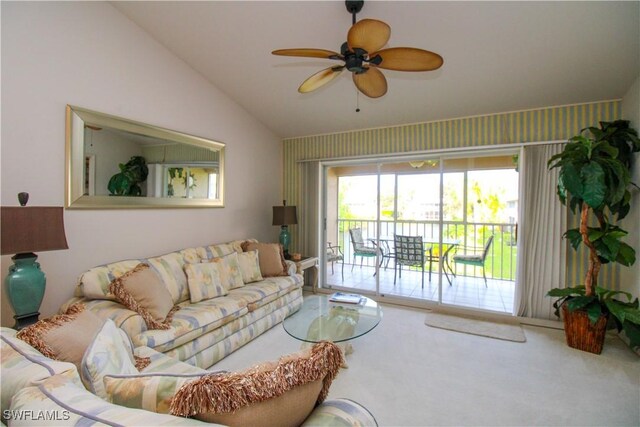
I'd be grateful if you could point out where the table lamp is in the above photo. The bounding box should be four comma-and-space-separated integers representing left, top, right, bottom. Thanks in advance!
272, 200, 297, 260
1, 193, 68, 329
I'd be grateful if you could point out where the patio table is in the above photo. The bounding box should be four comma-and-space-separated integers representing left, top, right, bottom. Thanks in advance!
369, 236, 459, 284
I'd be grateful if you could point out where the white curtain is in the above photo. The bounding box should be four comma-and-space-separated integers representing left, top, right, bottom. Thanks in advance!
516, 144, 567, 319
300, 161, 320, 257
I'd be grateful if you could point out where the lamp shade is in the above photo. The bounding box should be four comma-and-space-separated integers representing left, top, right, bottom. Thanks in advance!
272, 206, 298, 226
1, 207, 68, 255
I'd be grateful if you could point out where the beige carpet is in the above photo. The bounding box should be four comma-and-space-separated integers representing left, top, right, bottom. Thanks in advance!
214, 302, 638, 426
424, 310, 526, 342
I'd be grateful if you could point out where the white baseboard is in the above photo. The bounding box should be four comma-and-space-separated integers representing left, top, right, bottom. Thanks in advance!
518, 317, 564, 330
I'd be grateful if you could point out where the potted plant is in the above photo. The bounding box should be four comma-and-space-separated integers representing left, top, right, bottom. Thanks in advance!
108, 156, 149, 196
547, 120, 640, 354
167, 167, 184, 197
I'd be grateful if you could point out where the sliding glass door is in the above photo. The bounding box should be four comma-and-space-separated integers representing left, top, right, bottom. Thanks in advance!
438, 158, 519, 312
324, 163, 381, 296
320, 149, 519, 314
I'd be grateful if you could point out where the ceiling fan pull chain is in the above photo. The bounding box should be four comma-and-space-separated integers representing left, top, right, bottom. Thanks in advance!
356, 90, 360, 113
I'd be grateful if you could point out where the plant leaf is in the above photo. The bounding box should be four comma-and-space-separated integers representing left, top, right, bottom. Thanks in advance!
597, 287, 633, 302
599, 158, 628, 205
547, 287, 585, 297
595, 234, 621, 262
612, 190, 632, 221
618, 304, 640, 324
107, 173, 131, 196
566, 295, 595, 311
560, 162, 584, 199
616, 243, 636, 266
568, 195, 582, 214
593, 140, 619, 158
621, 321, 640, 349
604, 298, 627, 324
556, 182, 567, 205
564, 229, 582, 251
580, 161, 606, 208
587, 229, 605, 242
586, 303, 603, 325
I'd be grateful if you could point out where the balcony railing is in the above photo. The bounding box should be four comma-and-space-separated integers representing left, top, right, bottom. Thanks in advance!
333, 219, 517, 281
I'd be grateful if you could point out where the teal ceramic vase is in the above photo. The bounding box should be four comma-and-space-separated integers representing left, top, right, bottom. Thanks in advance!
279, 225, 291, 259
5, 253, 45, 329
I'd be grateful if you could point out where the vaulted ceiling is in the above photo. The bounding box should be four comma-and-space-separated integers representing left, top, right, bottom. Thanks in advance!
112, 1, 639, 138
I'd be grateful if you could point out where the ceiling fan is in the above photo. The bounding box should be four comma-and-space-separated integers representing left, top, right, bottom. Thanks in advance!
272, 0, 443, 99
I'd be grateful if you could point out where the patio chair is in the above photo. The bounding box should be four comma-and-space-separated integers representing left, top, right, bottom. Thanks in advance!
394, 235, 427, 288
348, 228, 380, 273
452, 235, 494, 287
327, 242, 344, 280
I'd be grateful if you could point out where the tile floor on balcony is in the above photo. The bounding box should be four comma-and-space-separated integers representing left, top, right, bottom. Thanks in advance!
324, 261, 515, 314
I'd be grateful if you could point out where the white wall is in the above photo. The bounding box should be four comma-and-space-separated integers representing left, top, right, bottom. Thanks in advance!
1, 2, 282, 326
620, 75, 640, 297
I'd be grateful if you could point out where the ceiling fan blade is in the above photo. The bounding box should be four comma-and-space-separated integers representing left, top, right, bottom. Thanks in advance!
371, 47, 444, 71
347, 19, 390, 53
298, 66, 345, 93
353, 67, 387, 98
272, 48, 342, 60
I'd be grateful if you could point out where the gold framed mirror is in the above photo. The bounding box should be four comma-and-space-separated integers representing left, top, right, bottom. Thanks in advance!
65, 105, 225, 209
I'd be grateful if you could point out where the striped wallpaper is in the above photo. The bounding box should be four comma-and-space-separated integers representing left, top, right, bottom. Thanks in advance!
283, 100, 622, 289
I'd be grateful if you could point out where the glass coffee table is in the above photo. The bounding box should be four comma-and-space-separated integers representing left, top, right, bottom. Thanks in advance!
283, 294, 383, 344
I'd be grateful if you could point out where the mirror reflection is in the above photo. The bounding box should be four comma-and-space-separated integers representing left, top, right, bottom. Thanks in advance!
67, 105, 225, 208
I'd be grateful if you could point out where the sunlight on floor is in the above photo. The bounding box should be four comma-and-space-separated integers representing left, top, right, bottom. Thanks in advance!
325, 263, 515, 313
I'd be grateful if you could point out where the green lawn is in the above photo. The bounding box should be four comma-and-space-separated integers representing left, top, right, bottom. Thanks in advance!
451, 231, 517, 281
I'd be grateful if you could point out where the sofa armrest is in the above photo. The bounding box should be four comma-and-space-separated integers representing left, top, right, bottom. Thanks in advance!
0, 328, 81, 424
302, 398, 378, 426
285, 260, 297, 276
8, 375, 210, 426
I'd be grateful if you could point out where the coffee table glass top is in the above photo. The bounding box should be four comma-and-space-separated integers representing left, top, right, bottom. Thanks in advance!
283, 295, 383, 343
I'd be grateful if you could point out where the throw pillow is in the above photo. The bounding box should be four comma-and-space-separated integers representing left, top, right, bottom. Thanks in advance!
109, 263, 178, 330
198, 254, 244, 294
77, 259, 141, 300
184, 262, 226, 303
241, 242, 288, 277
146, 252, 189, 304
237, 250, 263, 284
80, 319, 139, 399
16, 303, 104, 371
170, 342, 343, 427
219, 252, 245, 290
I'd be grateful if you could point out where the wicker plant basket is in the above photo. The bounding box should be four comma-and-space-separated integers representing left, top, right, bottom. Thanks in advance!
562, 304, 608, 354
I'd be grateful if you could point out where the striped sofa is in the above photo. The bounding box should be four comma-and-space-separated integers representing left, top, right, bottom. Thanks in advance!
0, 327, 378, 426
62, 239, 304, 369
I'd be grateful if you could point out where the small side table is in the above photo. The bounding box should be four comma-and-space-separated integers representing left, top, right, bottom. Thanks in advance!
295, 256, 319, 293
